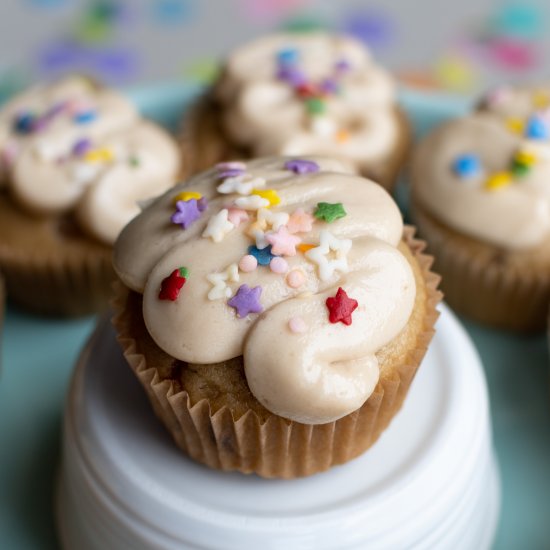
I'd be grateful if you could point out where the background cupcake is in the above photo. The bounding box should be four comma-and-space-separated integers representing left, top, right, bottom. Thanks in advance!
182, 33, 410, 192
411, 84, 550, 331
113, 155, 440, 478
0, 75, 181, 316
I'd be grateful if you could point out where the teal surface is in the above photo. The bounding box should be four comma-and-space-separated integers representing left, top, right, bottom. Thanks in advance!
1, 84, 549, 549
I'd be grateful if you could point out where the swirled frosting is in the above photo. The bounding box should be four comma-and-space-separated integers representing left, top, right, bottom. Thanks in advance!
413, 85, 550, 250
215, 33, 400, 173
0, 76, 180, 245
114, 156, 416, 424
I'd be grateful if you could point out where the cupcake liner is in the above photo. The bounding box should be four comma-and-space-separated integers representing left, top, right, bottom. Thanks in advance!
113, 226, 441, 478
0, 193, 114, 316
412, 198, 550, 332
179, 91, 411, 192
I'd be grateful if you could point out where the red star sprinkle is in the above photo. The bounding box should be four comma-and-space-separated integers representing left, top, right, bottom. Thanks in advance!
159, 267, 189, 301
325, 287, 358, 326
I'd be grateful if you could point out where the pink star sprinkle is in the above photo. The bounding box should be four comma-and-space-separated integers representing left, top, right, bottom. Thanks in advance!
287, 208, 314, 234
239, 255, 258, 272
227, 207, 249, 227
288, 316, 307, 333
266, 226, 301, 256
270, 257, 288, 273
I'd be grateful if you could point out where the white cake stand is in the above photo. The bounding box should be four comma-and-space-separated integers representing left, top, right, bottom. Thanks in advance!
56, 305, 500, 550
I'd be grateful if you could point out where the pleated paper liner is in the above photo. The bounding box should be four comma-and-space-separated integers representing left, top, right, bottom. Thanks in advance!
112, 226, 441, 479
0, 192, 114, 317
179, 91, 412, 192
411, 198, 550, 332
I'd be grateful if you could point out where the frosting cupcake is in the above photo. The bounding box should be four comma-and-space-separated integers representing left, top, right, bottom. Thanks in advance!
182, 33, 410, 191
0, 76, 181, 316
411, 84, 550, 331
112, 156, 441, 478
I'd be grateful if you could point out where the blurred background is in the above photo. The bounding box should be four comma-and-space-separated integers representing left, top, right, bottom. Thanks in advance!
0, 0, 548, 99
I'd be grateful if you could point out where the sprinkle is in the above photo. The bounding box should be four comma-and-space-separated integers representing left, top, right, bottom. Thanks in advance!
285, 158, 320, 174
320, 78, 340, 95
314, 202, 347, 223
515, 150, 537, 166
305, 96, 326, 115
158, 267, 188, 301
13, 112, 36, 135
305, 230, 352, 281
287, 208, 314, 234
218, 174, 265, 195
297, 243, 315, 253
452, 153, 482, 179
257, 208, 289, 231
252, 188, 281, 207
129, 156, 140, 168
525, 115, 549, 140
84, 148, 114, 163
296, 82, 318, 98
235, 194, 270, 210
286, 269, 306, 288
336, 129, 350, 143
250, 227, 270, 249
532, 90, 550, 109
171, 199, 202, 229
311, 116, 337, 137
266, 226, 301, 256
484, 172, 513, 191
72, 138, 92, 157
239, 255, 258, 272
248, 244, 276, 266
228, 284, 263, 318
218, 168, 246, 179
73, 110, 97, 124
216, 161, 247, 171
334, 59, 352, 73
277, 48, 299, 66
288, 316, 307, 333
326, 287, 358, 326
277, 66, 307, 87
227, 207, 249, 227
202, 209, 235, 242
173, 191, 203, 204
270, 257, 289, 273
207, 264, 239, 300
506, 117, 524, 134
511, 149, 537, 177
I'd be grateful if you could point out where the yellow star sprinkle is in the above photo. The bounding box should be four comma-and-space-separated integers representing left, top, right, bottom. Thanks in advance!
336, 129, 350, 143
252, 188, 281, 208
297, 243, 315, 253
485, 172, 512, 191
84, 148, 114, 163
532, 90, 550, 109
514, 150, 537, 166
173, 191, 202, 204
505, 118, 524, 134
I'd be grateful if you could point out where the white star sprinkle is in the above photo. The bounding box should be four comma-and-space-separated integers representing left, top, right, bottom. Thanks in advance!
202, 209, 235, 243
305, 229, 352, 281
217, 174, 266, 195
234, 195, 270, 210
257, 208, 289, 231
206, 263, 239, 300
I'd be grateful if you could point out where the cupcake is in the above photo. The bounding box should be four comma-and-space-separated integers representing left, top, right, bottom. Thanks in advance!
411, 84, 550, 331
0, 75, 181, 316
182, 33, 410, 191
112, 156, 441, 478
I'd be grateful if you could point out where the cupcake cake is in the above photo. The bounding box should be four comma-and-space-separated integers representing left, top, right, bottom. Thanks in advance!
0, 76, 181, 316
182, 33, 410, 191
411, 84, 550, 331
113, 156, 441, 478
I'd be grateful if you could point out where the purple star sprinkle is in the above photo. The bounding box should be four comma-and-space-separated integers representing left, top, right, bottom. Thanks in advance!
218, 168, 246, 179
320, 78, 340, 95
285, 159, 320, 174
334, 59, 352, 73
276, 66, 307, 87
228, 284, 263, 318
72, 138, 93, 157
171, 199, 202, 229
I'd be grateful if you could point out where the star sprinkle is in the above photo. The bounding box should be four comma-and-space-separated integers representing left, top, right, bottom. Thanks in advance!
252, 188, 281, 207
248, 245, 276, 266
511, 150, 537, 177
314, 202, 347, 223
235, 195, 270, 210
525, 114, 549, 140
217, 174, 266, 195
158, 267, 189, 301
171, 199, 203, 229
266, 226, 301, 256
305, 230, 352, 281
84, 147, 114, 163
285, 158, 320, 174
250, 228, 270, 250
326, 287, 358, 326
287, 208, 314, 234
206, 264, 239, 300
227, 207, 249, 227
228, 284, 263, 318
202, 209, 235, 242
173, 191, 202, 204
216, 161, 247, 179
257, 208, 289, 231
452, 153, 481, 179
484, 172, 512, 191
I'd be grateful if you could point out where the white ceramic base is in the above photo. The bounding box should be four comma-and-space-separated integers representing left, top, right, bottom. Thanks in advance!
56, 305, 500, 550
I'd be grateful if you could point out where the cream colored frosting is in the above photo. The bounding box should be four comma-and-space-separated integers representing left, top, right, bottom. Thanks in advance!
0, 76, 180, 245
216, 33, 400, 173
114, 156, 416, 425
413, 111, 550, 250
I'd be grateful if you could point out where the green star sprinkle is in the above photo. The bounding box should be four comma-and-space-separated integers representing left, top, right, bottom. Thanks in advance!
511, 160, 530, 178
129, 156, 140, 168
305, 97, 326, 115
314, 202, 347, 223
